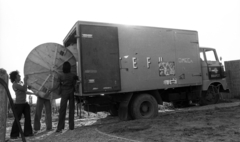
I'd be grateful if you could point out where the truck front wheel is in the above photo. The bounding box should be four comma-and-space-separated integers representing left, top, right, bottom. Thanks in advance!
201, 85, 220, 105
130, 94, 158, 119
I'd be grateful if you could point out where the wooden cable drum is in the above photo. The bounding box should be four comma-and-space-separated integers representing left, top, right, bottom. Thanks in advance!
66, 44, 78, 62
24, 43, 77, 100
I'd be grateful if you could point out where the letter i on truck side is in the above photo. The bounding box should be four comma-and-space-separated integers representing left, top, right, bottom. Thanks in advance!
63, 21, 228, 120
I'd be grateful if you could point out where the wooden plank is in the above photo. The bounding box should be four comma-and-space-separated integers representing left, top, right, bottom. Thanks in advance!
0, 68, 8, 142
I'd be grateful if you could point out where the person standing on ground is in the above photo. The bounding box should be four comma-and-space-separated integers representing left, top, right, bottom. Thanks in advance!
49, 61, 78, 132
9, 71, 34, 139
33, 97, 52, 133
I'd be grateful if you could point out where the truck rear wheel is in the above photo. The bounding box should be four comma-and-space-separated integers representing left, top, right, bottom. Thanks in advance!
130, 94, 158, 119
201, 85, 220, 105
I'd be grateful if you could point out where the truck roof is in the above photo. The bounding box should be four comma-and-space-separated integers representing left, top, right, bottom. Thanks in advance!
63, 20, 198, 46
200, 47, 216, 51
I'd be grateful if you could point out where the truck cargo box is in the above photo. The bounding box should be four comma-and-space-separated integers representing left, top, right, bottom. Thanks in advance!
64, 21, 202, 96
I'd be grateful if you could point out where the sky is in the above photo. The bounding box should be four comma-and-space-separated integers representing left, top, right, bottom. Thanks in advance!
1, 0, 240, 103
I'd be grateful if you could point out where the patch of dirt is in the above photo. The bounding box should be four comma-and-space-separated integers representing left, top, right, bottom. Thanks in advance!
98, 105, 240, 142
5, 99, 240, 142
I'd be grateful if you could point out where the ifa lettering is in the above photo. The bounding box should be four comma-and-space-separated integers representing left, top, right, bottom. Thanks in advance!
131, 57, 175, 76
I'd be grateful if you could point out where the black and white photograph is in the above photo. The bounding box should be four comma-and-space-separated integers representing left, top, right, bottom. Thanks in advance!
1, 0, 240, 141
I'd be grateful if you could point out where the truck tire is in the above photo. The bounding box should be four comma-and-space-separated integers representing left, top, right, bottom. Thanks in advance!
109, 104, 118, 116
130, 94, 158, 119
201, 85, 220, 105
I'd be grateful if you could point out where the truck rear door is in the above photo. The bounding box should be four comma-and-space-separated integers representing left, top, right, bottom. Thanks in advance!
175, 31, 202, 85
80, 25, 121, 93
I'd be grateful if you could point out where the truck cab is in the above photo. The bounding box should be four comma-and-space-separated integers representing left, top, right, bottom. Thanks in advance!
199, 47, 228, 105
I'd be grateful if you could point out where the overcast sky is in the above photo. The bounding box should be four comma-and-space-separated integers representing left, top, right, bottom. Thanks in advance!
1, 0, 240, 101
